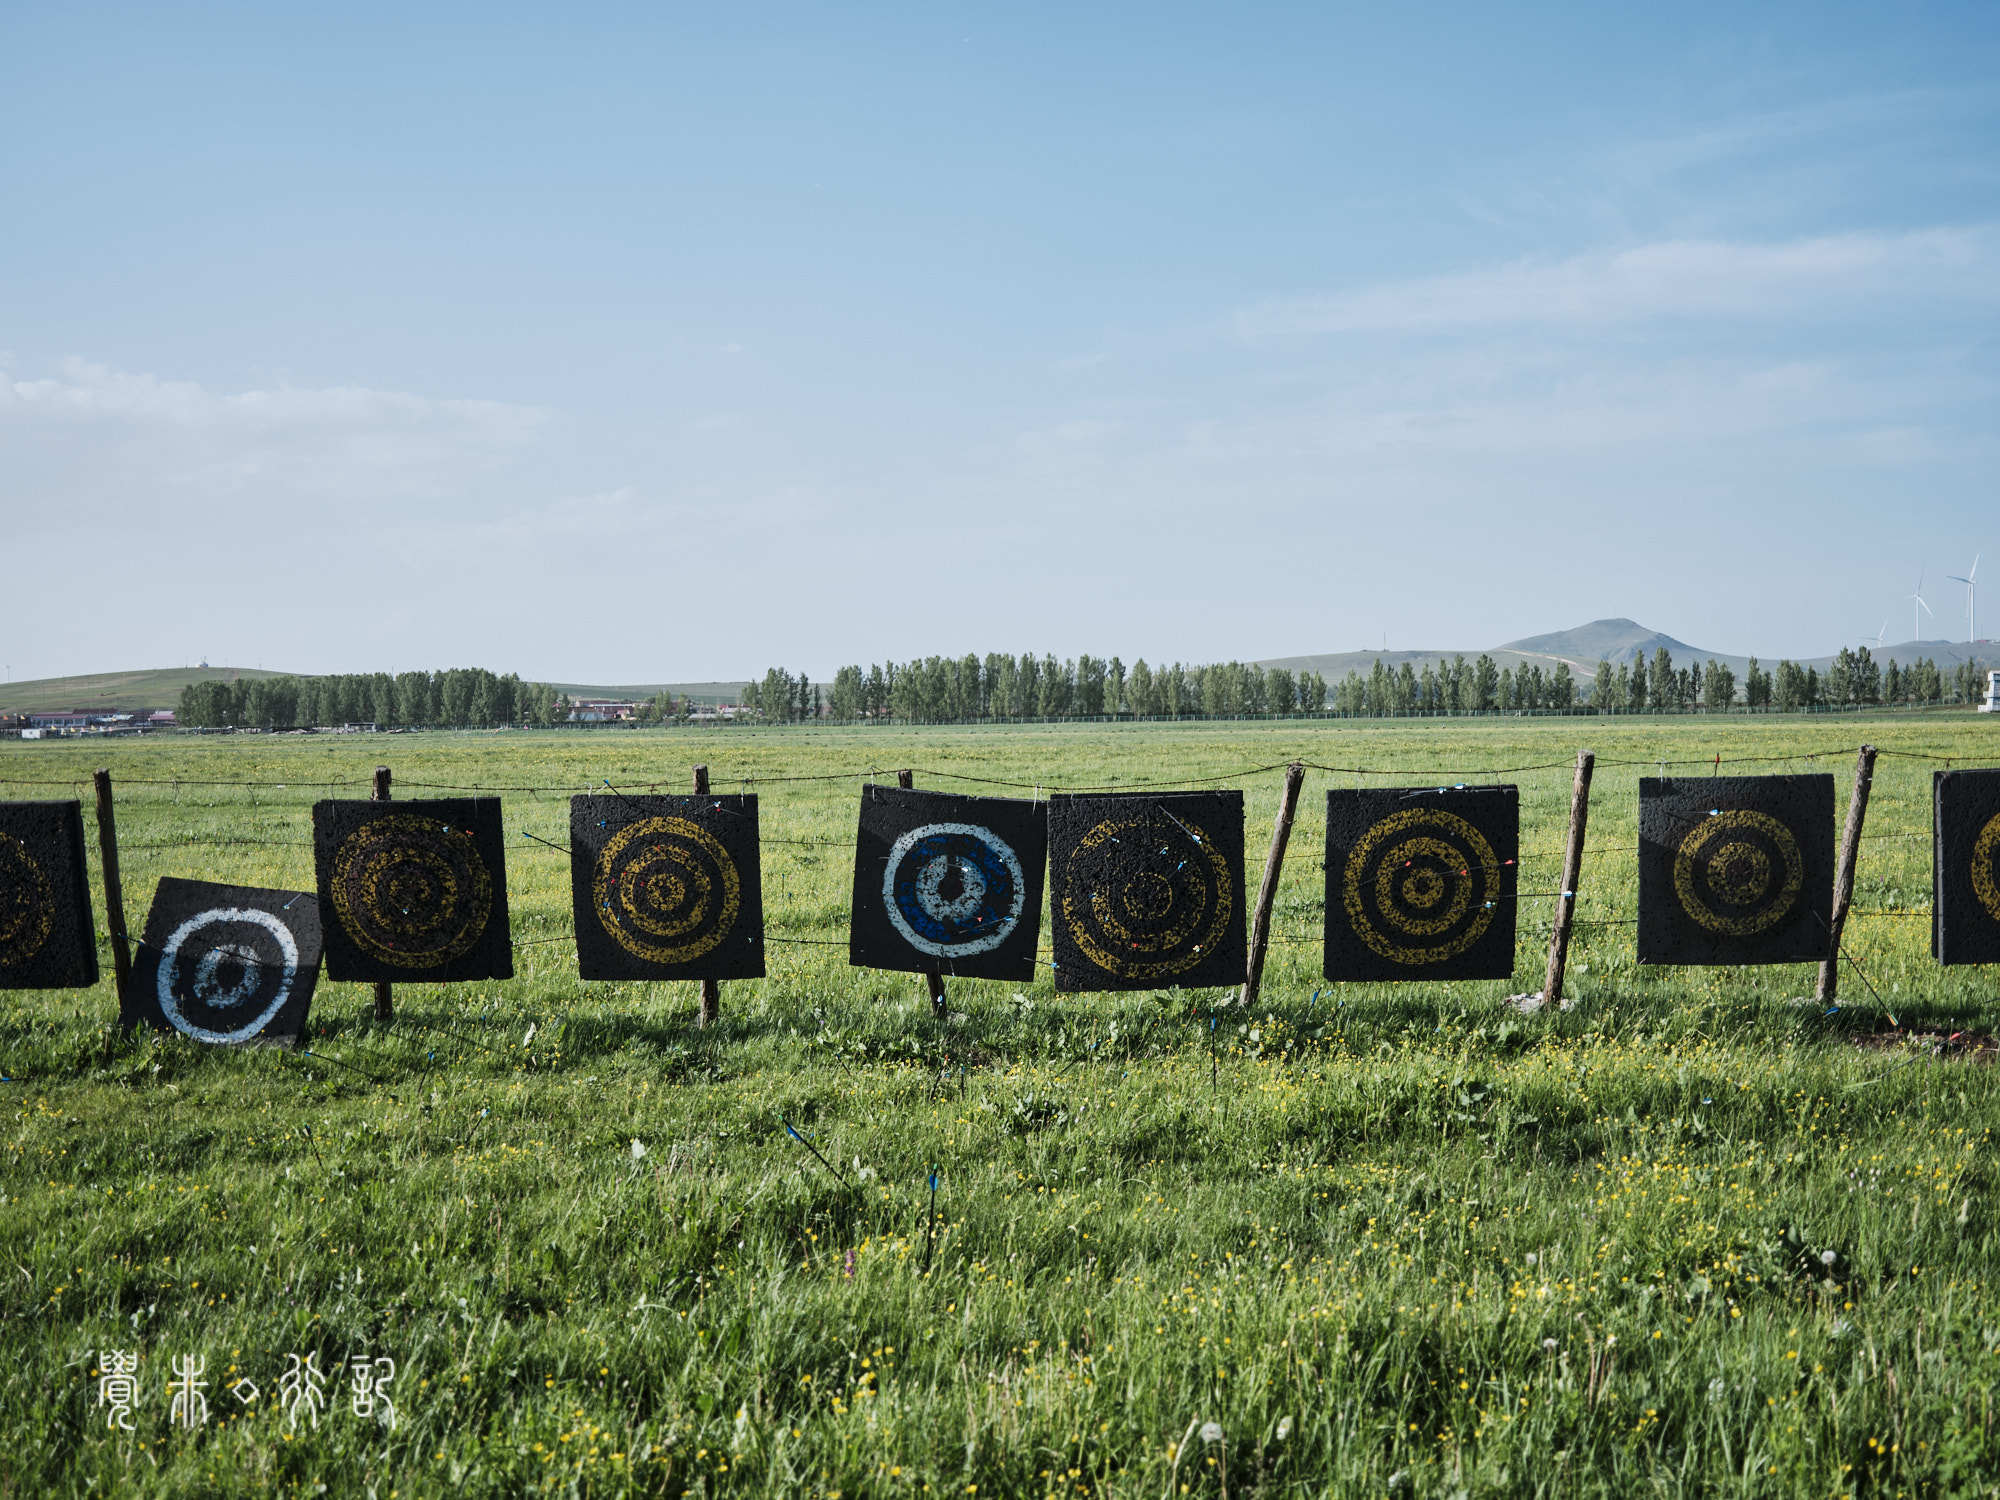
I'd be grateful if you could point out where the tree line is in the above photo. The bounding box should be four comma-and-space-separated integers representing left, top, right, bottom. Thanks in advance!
177, 669, 576, 729
741, 647, 1992, 722
742, 657, 1333, 724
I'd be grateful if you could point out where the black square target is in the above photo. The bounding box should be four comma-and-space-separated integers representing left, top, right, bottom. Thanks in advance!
1324, 786, 1520, 982
571, 794, 764, 980
1638, 776, 1834, 966
1934, 769, 2000, 966
312, 798, 513, 982
849, 786, 1047, 982
128, 878, 322, 1045
0, 800, 98, 990
1048, 791, 1245, 993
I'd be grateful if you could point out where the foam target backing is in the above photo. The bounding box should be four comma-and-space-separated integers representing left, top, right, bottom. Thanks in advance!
1324, 786, 1520, 981
570, 794, 765, 980
848, 785, 1047, 982
0, 800, 98, 990
1048, 791, 1245, 992
312, 798, 513, 982
1933, 769, 2000, 965
128, 878, 322, 1044
1637, 776, 1833, 966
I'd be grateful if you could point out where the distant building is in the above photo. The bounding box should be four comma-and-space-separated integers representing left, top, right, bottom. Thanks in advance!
568, 698, 640, 723
28, 712, 94, 730
148, 709, 177, 725
1981, 670, 2000, 714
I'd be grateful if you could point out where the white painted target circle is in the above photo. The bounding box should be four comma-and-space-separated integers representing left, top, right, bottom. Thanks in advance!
883, 822, 1025, 958
156, 906, 300, 1044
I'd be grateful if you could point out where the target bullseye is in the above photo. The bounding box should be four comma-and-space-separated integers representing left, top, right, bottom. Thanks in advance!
1049, 791, 1244, 992
1639, 776, 1832, 966
1325, 788, 1519, 982
0, 800, 98, 990
156, 907, 301, 1043
1670, 810, 1803, 938
127, 878, 323, 1045
884, 822, 1025, 958
1933, 771, 2000, 965
314, 798, 513, 982
850, 787, 1047, 982
0, 832, 54, 970
571, 795, 764, 981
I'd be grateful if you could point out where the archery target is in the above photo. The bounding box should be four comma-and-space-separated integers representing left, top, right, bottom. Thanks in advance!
313, 798, 513, 982
1324, 787, 1520, 981
571, 794, 764, 980
849, 786, 1045, 981
0, 800, 97, 990
127, 878, 322, 1045
1048, 791, 1244, 992
1933, 769, 2000, 965
1638, 776, 1833, 966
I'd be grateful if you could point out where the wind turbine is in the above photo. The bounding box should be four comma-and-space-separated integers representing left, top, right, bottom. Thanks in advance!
1947, 555, 1980, 644
1873, 621, 1888, 651
1908, 570, 1933, 649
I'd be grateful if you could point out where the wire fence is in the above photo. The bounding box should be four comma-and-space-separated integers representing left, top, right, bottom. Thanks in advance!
5, 739, 1981, 1016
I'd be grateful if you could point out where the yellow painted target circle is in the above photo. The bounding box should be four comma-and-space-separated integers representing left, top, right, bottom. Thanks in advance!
593, 816, 740, 966
330, 813, 493, 968
0, 832, 54, 969
1971, 812, 2000, 924
1671, 809, 1803, 937
1343, 809, 1498, 965
1062, 814, 1233, 981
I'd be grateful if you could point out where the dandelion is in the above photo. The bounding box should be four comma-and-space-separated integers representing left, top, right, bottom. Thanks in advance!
1275, 1415, 1293, 1441
1199, 1422, 1224, 1444
1820, 1250, 1837, 1266
1542, 1338, 1558, 1352
630, 1139, 647, 1161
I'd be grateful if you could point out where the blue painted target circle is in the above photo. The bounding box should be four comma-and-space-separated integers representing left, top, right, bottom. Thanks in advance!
883, 822, 1025, 958
155, 906, 300, 1044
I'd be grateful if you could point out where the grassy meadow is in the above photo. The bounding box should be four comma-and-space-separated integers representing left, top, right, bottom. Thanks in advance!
4, 713, 2000, 1498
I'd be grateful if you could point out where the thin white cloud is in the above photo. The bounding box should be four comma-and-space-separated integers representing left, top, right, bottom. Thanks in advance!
0, 357, 549, 519
1238, 227, 1997, 337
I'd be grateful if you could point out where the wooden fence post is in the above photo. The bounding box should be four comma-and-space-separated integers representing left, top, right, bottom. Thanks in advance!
1541, 749, 1595, 1007
371, 764, 394, 1022
91, 769, 133, 1006
1817, 744, 1878, 1004
896, 769, 949, 1019
694, 764, 721, 1027
1239, 762, 1306, 1007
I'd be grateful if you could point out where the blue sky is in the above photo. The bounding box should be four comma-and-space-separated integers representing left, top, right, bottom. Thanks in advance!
3, 2, 1996, 681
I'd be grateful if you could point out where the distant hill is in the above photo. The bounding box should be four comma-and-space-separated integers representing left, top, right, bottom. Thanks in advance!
0, 666, 292, 716
0, 667, 750, 716
1259, 618, 1992, 684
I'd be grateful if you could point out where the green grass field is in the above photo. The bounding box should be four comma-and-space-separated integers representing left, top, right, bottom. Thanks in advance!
4, 715, 2000, 1497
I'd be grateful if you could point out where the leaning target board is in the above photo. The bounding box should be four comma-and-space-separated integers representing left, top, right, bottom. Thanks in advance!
849, 785, 1046, 981
0, 800, 98, 990
312, 798, 513, 982
1637, 776, 1834, 966
1048, 791, 1245, 992
1324, 786, 1520, 981
571, 794, 764, 980
1933, 769, 2000, 965
127, 878, 322, 1044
